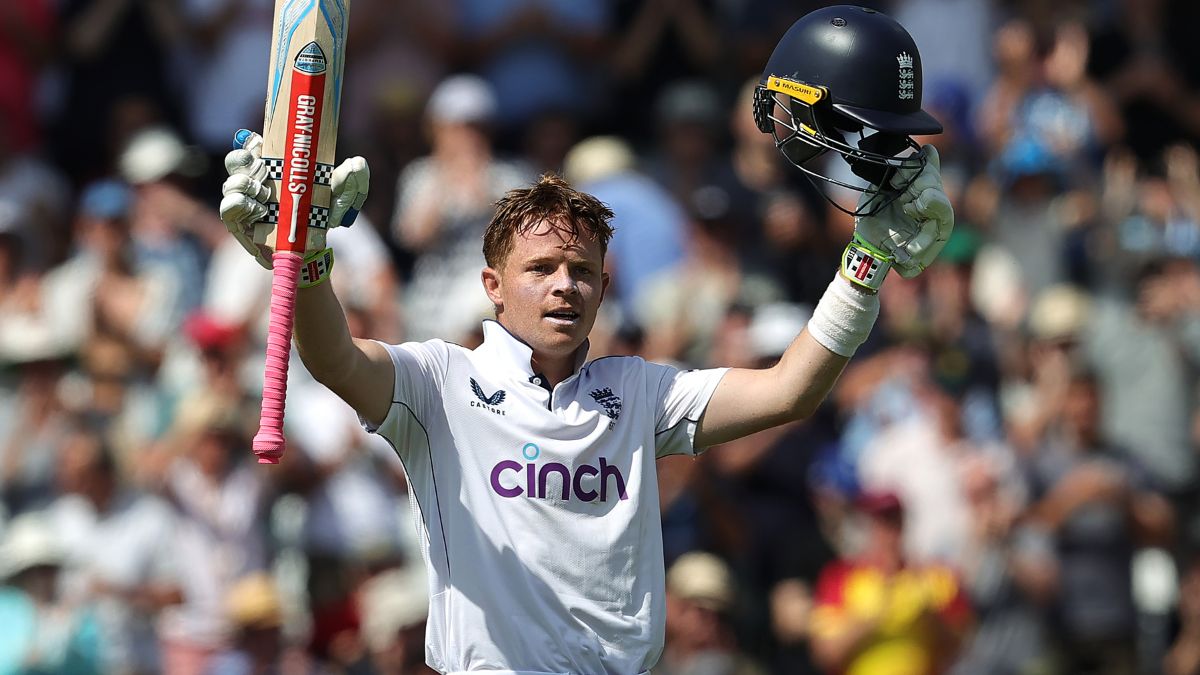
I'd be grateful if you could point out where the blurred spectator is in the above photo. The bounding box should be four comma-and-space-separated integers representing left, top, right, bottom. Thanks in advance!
979, 21, 1123, 298
157, 394, 270, 675
119, 127, 221, 318
0, 512, 103, 674
0, 1, 53, 153
205, 573, 314, 675
285, 351, 411, 664
454, 0, 610, 134
47, 431, 180, 675
977, 19, 1040, 159
52, 0, 185, 182
0, 358, 69, 515
1015, 272, 1199, 496
340, 1, 453, 147
565, 135, 686, 320
704, 303, 837, 586
725, 77, 831, 307
1089, 0, 1200, 162
0, 113, 72, 272
0, 178, 178, 369
359, 566, 435, 675
858, 380, 981, 567
339, 1, 454, 234
809, 492, 971, 675
608, 0, 722, 141
1167, 555, 1200, 675
646, 79, 729, 208
392, 75, 529, 342
770, 577, 821, 674
949, 454, 1055, 675
659, 552, 766, 675
180, 0, 272, 158
1023, 370, 1174, 674
635, 190, 782, 365
1095, 144, 1200, 291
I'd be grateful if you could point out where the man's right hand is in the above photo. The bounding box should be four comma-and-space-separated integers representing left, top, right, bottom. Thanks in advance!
218, 130, 371, 270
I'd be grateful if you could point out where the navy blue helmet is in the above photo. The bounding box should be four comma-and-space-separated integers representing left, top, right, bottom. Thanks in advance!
753, 5, 942, 214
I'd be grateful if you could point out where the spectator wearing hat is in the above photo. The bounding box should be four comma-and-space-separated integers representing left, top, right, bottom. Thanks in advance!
646, 79, 730, 209
360, 566, 436, 675
119, 126, 222, 319
391, 74, 530, 343
809, 492, 971, 675
1010, 274, 1199, 498
0, 512, 103, 674
658, 552, 766, 675
205, 573, 315, 675
564, 135, 687, 321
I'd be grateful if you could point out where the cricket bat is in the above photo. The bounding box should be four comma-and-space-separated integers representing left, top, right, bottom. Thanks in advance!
250, 0, 351, 464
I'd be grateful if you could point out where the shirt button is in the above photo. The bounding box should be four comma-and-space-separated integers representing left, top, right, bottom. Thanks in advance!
532, 377, 542, 385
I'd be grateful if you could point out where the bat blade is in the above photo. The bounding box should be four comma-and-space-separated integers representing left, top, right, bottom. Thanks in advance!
252, 0, 351, 464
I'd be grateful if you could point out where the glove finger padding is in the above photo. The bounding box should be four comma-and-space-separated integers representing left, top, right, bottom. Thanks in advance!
223, 173, 272, 203
220, 131, 275, 269
329, 156, 370, 227
218, 130, 374, 271
219, 192, 273, 269
849, 144, 954, 282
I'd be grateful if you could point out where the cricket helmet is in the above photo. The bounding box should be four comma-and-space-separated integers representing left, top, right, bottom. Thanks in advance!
753, 5, 942, 214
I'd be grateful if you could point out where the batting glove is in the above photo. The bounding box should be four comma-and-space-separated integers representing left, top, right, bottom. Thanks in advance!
219, 130, 370, 270
842, 144, 954, 290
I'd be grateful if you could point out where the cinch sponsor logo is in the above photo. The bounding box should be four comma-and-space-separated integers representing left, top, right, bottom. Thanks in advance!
489, 443, 628, 502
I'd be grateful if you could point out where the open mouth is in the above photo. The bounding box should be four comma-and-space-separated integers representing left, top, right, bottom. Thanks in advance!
544, 310, 581, 324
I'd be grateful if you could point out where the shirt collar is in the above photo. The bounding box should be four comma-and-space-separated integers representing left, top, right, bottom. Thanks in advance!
478, 320, 591, 380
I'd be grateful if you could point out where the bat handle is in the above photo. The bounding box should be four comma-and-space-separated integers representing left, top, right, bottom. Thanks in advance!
253, 251, 303, 464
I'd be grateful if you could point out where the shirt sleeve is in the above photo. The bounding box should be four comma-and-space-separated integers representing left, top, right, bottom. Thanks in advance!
649, 363, 729, 458
361, 340, 449, 459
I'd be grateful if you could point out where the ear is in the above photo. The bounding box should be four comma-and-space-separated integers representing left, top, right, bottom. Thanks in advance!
600, 271, 611, 302
482, 266, 504, 311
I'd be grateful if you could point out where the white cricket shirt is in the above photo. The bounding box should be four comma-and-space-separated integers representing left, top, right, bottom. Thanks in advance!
366, 320, 728, 674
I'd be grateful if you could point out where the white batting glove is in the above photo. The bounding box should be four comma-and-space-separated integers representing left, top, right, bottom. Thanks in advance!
843, 145, 954, 289
218, 130, 370, 270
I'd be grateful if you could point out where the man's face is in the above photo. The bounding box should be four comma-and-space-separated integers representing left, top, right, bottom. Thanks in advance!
483, 220, 609, 362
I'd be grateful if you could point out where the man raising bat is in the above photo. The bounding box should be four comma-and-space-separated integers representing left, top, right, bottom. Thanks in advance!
220, 6, 952, 674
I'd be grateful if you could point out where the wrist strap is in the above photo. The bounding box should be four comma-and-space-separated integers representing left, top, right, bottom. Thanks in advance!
840, 236, 893, 292
807, 274, 881, 357
299, 248, 334, 288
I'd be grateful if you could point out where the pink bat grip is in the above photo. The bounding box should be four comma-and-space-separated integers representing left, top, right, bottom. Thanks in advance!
252, 251, 303, 464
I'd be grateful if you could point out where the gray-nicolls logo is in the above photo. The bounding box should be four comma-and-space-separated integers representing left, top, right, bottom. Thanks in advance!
897, 52, 915, 100
589, 387, 622, 428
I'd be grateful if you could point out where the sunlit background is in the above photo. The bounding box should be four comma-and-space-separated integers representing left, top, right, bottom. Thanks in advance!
0, 0, 1198, 673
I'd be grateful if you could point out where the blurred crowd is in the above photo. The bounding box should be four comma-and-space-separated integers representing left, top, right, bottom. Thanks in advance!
1, 0, 1200, 673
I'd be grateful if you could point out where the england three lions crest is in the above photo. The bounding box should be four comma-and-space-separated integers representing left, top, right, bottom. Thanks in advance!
589, 387, 622, 428
897, 52, 915, 100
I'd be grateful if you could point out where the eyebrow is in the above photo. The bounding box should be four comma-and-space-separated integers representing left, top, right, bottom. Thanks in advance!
523, 254, 598, 268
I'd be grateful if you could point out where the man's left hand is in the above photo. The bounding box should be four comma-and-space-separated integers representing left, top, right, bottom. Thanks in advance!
852, 145, 954, 280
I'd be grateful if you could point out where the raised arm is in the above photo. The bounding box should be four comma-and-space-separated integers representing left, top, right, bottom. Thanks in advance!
293, 278, 394, 427
696, 146, 953, 448
219, 131, 394, 427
